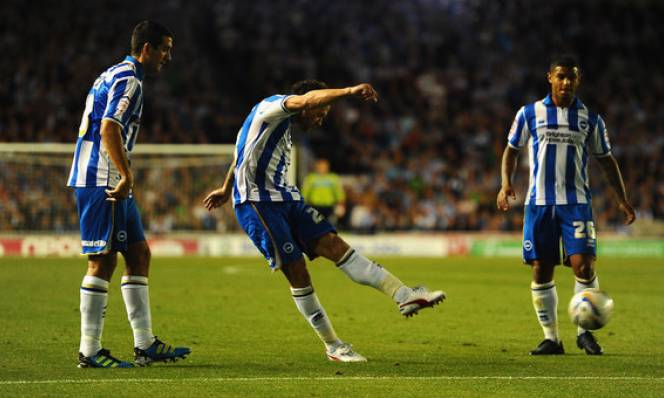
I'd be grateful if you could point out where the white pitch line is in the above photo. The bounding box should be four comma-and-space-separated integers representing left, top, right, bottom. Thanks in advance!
1, 376, 664, 385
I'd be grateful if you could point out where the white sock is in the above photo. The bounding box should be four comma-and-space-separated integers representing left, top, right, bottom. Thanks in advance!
531, 281, 559, 342
336, 248, 411, 303
574, 275, 599, 336
80, 275, 109, 357
291, 286, 341, 351
121, 275, 155, 350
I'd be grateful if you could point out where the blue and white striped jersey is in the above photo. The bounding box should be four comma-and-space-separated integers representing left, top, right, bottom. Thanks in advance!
507, 95, 611, 206
67, 56, 144, 188
232, 95, 302, 205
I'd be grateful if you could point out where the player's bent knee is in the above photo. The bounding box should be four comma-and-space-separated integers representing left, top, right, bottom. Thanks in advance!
281, 259, 311, 288
86, 253, 117, 280
314, 233, 349, 262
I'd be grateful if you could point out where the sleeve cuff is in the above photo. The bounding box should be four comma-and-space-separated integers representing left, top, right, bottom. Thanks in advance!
101, 117, 124, 127
593, 151, 612, 158
280, 95, 296, 114
507, 142, 522, 150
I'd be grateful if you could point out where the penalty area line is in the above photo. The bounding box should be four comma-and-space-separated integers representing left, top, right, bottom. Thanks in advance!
1, 376, 664, 385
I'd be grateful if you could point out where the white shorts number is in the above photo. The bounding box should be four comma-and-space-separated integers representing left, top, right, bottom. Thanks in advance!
306, 207, 324, 224
573, 221, 596, 239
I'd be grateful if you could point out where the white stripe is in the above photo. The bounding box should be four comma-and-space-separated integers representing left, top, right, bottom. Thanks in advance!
573, 144, 587, 204
555, 143, 568, 204
74, 140, 94, 186
2, 376, 662, 385
96, 149, 109, 186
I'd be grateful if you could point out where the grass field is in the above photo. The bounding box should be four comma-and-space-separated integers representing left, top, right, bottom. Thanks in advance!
1, 256, 663, 397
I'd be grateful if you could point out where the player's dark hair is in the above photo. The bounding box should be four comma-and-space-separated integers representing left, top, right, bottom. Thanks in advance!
291, 80, 328, 95
550, 54, 581, 72
131, 20, 173, 55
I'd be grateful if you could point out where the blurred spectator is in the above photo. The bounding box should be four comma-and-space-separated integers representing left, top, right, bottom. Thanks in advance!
1, 0, 663, 233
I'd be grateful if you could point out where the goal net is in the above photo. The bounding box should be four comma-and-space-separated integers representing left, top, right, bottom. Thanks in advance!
0, 143, 296, 234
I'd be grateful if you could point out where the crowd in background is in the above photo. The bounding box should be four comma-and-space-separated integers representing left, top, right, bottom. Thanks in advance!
1, 0, 663, 233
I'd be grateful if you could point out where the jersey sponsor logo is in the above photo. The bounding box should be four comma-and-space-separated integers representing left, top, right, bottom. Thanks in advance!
282, 242, 294, 254
523, 240, 533, 251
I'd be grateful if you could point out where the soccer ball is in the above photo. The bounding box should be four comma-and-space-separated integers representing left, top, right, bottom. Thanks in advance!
568, 289, 614, 330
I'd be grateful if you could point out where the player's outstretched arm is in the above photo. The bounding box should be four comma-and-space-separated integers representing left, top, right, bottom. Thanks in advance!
284, 83, 378, 111
203, 158, 236, 211
101, 119, 133, 201
497, 146, 519, 211
597, 155, 636, 225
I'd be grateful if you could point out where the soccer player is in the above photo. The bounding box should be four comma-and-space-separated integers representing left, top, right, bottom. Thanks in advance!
302, 158, 346, 224
204, 80, 445, 362
67, 21, 190, 368
496, 55, 636, 355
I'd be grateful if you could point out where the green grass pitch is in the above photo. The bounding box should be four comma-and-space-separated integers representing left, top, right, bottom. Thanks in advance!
1, 256, 663, 397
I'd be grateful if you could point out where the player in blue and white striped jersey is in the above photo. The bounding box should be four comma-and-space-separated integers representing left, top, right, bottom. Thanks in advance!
497, 55, 636, 356
67, 21, 189, 369
204, 80, 445, 362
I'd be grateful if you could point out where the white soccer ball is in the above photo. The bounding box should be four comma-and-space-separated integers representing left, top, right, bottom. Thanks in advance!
568, 289, 614, 330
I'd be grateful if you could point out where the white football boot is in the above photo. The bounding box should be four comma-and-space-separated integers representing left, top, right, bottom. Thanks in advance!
326, 343, 367, 362
399, 286, 446, 317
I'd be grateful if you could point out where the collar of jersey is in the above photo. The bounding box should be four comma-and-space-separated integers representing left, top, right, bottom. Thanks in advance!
123, 56, 144, 81
543, 94, 582, 109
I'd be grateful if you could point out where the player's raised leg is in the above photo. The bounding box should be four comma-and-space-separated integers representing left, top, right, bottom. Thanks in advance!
314, 233, 445, 317
78, 254, 133, 368
569, 254, 603, 355
282, 257, 366, 362
122, 240, 190, 366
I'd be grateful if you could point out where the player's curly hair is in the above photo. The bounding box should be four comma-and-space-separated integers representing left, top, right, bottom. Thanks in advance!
131, 20, 173, 55
291, 80, 327, 95
550, 54, 581, 73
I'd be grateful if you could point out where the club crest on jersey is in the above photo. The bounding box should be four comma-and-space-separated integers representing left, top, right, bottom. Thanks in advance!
523, 240, 533, 251
579, 120, 589, 131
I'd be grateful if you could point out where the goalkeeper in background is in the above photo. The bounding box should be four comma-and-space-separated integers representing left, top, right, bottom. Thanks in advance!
302, 158, 346, 225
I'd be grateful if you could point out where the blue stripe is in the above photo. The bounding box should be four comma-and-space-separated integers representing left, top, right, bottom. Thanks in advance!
588, 112, 598, 140
273, 152, 293, 201
113, 71, 135, 81
263, 95, 283, 103
524, 104, 538, 202
568, 106, 578, 131
255, 120, 290, 201
104, 80, 128, 120
597, 117, 610, 154
546, 104, 558, 129
508, 110, 526, 147
235, 106, 259, 169
123, 85, 141, 127
81, 286, 108, 293
565, 145, 577, 204
545, 144, 556, 204
581, 146, 591, 202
